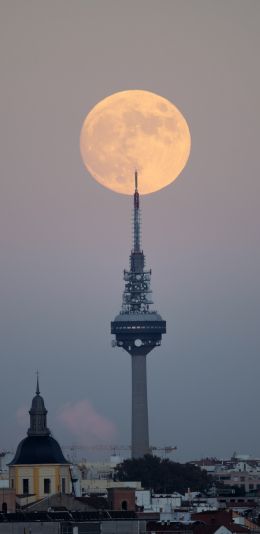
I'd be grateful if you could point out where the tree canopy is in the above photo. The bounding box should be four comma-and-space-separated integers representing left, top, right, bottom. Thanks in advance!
114, 454, 211, 494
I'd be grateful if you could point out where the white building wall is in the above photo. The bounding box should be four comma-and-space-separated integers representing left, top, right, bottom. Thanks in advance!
214, 527, 232, 534
135, 490, 151, 509
151, 494, 182, 512
0, 453, 13, 472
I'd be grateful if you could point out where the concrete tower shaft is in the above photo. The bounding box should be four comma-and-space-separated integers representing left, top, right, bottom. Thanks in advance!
111, 172, 166, 458
131, 353, 150, 458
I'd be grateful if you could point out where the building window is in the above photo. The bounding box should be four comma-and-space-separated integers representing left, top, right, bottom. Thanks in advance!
2, 503, 7, 513
44, 478, 51, 494
11, 479, 14, 489
23, 479, 29, 494
121, 500, 128, 511
62, 478, 66, 493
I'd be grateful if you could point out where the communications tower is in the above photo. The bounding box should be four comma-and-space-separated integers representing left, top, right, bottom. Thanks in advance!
111, 172, 166, 459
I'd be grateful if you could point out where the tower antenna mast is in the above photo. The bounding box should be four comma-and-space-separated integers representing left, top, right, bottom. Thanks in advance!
133, 170, 141, 254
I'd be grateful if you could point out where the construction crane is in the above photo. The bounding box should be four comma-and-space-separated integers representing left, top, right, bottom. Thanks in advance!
62, 445, 131, 453
62, 444, 177, 462
150, 446, 177, 458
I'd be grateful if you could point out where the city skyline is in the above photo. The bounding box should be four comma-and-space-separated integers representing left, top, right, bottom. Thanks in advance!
0, 0, 259, 461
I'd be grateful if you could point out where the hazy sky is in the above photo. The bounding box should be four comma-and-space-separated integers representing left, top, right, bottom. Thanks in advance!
0, 0, 259, 462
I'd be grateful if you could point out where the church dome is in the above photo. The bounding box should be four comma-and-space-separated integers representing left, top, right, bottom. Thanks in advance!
9, 376, 69, 466
9, 435, 68, 465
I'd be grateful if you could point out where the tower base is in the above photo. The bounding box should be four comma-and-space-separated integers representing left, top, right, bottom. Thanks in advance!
131, 353, 149, 458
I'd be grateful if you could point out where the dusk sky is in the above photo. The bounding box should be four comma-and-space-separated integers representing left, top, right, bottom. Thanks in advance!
0, 0, 259, 461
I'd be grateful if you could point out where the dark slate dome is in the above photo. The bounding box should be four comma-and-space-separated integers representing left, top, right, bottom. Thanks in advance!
9, 375, 69, 466
9, 435, 68, 465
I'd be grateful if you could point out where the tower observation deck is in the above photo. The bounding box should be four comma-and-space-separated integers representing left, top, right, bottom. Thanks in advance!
111, 172, 166, 459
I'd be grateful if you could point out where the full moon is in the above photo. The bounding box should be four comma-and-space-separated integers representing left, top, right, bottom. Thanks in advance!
80, 90, 191, 195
